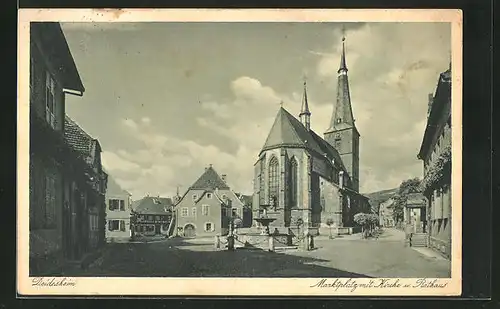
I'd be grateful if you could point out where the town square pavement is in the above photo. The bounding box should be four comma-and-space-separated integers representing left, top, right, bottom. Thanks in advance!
58, 228, 450, 278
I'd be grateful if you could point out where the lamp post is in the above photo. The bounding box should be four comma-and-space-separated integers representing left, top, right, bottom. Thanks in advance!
227, 208, 235, 251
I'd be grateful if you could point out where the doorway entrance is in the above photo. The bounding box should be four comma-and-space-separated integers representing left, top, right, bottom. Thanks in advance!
184, 224, 196, 237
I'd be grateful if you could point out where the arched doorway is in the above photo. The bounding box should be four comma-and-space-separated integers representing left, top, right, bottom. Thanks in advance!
184, 224, 196, 238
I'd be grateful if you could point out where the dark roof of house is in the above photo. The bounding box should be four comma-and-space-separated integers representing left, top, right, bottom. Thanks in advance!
418, 66, 452, 159
64, 116, 101, 163
31, 22, 85, 93
132, 196, 173, 215
261, 107, 347, 173
190, 166, 230, 190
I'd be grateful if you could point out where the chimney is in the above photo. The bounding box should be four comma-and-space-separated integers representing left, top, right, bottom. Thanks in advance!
339, 171, 344, 189
221, 174, 227, 182
427, 93, 433, 116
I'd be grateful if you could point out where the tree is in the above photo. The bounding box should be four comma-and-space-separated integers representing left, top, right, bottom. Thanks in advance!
326, 218, 335, 239
354, 213, 369, 238
354, 213, 379, 238
392, 178, 422, 227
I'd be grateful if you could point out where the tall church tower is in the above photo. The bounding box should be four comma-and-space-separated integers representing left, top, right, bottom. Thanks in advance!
324, 33, 360, 192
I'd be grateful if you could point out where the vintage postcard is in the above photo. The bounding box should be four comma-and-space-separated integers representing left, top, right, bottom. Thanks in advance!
17, 9, 463, 296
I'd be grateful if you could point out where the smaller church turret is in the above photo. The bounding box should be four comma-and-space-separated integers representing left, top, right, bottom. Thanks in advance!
299, 78, 311, 130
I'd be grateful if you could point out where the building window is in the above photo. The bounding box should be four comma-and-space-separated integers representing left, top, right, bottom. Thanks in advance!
108, 220, 120, 231
289, 157, 298, 208
221, 194, 227, 200
204, 222, 213, 232
147, 215, 153, 221
155, 215, 161, 221
202, 204, 210, 216
191, 207, 197, 217
206, 193, 212, 199
45, 71, 56, 129
192, 194, 198, 201
232, 208, 238, 217
268, 156, 279, 205
181, 207, 188, 217
109, 199, 124, 211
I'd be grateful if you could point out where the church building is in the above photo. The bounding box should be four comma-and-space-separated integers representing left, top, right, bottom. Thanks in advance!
252, 36, 370, 235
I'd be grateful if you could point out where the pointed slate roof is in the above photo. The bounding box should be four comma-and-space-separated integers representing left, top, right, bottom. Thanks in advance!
338, 37, 348, 73
299, 80, 310, 117
261, 107, 323, 154
190, 166, 230, 190
261, 107, 347, 173
326, 36, 356, 134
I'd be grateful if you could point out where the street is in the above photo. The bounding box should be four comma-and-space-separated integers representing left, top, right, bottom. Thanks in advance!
59, 228, 450, 278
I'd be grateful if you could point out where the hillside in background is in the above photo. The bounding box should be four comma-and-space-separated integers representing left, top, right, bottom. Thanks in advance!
363, 188, 399, 214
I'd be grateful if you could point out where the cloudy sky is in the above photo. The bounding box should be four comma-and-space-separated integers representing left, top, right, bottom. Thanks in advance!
60, 22, 451, 199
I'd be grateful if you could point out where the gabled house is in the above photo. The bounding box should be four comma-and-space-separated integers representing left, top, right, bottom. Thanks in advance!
174, 165, 244, 238
105, 174, 132, 243
131, 196, 173, 238
29, 22, 107, 275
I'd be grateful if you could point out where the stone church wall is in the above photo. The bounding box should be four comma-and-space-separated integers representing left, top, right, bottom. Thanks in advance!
319, 175, 343, 227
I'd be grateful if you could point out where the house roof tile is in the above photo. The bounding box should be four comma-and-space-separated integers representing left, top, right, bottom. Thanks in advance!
190, 166, 230, 190
132, 196, 173, 215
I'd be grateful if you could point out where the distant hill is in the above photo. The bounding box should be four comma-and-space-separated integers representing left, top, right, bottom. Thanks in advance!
363, 188, 399, 214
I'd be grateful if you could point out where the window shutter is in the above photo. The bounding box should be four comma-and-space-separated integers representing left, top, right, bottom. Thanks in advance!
120, 220, 125, 231
108, 220, 112, 231
120, 200, 125, 211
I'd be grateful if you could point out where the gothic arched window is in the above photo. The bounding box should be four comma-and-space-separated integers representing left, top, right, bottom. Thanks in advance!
289, 157, 298, 208
268, 156, 279, 205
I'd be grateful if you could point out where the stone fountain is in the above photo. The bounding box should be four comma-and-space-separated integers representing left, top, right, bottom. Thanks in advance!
254, 202, 276, 236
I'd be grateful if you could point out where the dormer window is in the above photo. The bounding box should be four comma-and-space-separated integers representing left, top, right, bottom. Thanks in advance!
192, 194, 198, 201
337, 118, 342, 124
221, 194, 227, 200
206, 193, 212, 199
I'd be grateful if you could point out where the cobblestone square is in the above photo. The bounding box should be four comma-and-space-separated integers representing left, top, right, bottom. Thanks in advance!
59, 228, 450, 278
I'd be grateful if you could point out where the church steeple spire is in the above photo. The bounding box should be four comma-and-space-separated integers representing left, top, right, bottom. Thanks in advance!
338, 33, 348, 74
323, 29, 360, 192
325, 31, 355, 133
299, 76, 311, 130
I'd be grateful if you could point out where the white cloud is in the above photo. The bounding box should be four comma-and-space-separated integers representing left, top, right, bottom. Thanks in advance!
101, 23, 450, 198
101, 151, 141, 172
309, 22, 450, 193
